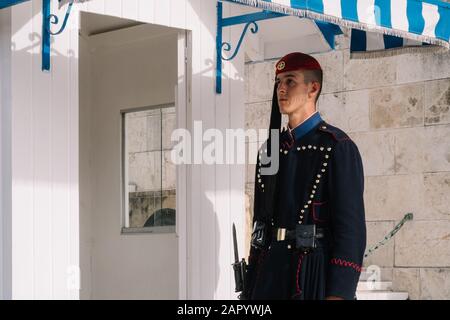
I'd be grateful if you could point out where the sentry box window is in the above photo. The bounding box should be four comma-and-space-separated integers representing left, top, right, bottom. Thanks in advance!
121, 104, 176, 234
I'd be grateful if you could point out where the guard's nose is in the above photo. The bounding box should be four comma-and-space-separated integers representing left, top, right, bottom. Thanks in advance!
277, 80, 287, 94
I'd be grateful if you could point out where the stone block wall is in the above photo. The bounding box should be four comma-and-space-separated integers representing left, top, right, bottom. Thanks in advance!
244, 30, 450, 299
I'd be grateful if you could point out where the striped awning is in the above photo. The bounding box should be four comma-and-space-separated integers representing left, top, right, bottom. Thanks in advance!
222, 0, 450, 57
0, 0, 30, 10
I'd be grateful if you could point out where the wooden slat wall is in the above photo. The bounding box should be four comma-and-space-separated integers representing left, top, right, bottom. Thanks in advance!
31, 0, 52, 299
227, 2, 246, 301
200, 0, 216, 299
215, 1, 231, 300
185, 0, 202, 299
68, 1, 80, 300
0, 6, 13, 301
11, 1, 35, 299
10, 0, 80, 299
9, 0, 245, 299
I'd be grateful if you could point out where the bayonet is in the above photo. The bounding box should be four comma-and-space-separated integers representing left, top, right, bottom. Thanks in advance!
232, 223, 247, 295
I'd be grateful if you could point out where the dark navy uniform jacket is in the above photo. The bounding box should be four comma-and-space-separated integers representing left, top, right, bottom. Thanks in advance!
245, 112, 367, 300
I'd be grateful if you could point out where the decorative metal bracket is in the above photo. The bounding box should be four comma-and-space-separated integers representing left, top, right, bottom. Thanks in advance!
221, 21, 259, 62
215, 1, 343, 94
216, 1, 286, 94
42, 0, 74, 71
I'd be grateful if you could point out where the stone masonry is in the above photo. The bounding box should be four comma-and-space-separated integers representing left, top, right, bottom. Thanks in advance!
244, 29, 450, 299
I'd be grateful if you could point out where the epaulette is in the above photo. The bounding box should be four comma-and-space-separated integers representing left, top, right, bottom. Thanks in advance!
317, 121, 351, 142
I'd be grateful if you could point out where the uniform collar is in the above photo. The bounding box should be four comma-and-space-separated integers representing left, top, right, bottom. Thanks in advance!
288, 111, 323, 141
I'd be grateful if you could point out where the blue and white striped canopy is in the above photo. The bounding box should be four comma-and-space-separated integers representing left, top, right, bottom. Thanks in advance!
2, 0, 449, 57
223, 0, 450, 56
0, 0, 30, 9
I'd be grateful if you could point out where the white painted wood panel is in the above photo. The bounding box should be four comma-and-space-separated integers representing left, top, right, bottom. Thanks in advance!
11, 0, 35, 299
0, 6, 13, 300
104, 0, 121, 18
122, 0, 138, 21
78, 30, 93, 300
228, 2, 246, 301
10, 0, 79, 299
200, 0, 217, 299
68, 7, 80, 301
154, 0, 170, 27
51, 0, 72, 298
210, 1, 247, 300
185, 0, 202, 299
7, 0, 247, 300
77, 0, 88, 13
86, 0, 104, 15
138, 0, 154, 24
215, 0, 232, 300
31, 0, 53, 299
170, 0, 186, 30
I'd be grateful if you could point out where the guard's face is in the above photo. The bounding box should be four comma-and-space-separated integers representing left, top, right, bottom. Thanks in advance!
275, 70, 313, 115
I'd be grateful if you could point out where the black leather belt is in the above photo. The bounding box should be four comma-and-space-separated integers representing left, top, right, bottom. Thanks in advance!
271, 226, 326, 241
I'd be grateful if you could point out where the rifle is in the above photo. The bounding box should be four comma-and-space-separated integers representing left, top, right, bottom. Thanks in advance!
232, 223, 247, 299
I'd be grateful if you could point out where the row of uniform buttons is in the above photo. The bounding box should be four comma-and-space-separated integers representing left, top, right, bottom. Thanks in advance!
280, 144, 332, 154
297, 146, 332, 225
257, 148, 267, 191
278, 124, 330, 154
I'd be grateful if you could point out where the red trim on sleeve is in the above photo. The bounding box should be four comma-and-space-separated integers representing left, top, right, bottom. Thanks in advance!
330, 258, 362, 273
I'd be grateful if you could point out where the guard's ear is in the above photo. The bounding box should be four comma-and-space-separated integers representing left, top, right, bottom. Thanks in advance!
309, 81, 321, 100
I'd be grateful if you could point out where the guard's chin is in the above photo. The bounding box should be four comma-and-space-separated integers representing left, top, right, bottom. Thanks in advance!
279, 105, 289, 114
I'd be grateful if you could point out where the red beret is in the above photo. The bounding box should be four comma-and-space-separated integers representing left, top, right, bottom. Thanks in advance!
275, 52, 322, 76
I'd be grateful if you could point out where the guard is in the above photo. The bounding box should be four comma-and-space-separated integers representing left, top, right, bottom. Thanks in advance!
243, 52, 367, 300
